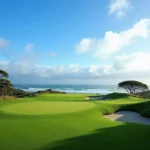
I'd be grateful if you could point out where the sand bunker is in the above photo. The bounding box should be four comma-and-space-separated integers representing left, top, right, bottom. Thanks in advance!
104, 111, 150, 125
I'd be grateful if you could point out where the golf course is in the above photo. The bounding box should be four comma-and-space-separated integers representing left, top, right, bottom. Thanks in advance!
0, 93, 150, 150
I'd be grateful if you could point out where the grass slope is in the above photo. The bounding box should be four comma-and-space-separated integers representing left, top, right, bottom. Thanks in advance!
0, 93, 150, 150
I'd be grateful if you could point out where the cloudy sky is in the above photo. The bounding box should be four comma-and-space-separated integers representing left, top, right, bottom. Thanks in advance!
0, 0, 150, 85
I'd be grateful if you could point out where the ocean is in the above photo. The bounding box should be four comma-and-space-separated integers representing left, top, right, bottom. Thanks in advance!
14, 84, 125, 94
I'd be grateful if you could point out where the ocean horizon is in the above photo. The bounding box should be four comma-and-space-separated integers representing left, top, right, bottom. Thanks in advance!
14, 84, 125, 94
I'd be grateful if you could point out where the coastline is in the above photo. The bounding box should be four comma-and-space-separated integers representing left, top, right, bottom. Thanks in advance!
14, 84, 124, 94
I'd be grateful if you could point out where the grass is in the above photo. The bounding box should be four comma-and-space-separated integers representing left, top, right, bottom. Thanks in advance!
0, 96, 16, 101
0, 93, 150, 150
30, 94, 94, 101
2, 101, 95, 115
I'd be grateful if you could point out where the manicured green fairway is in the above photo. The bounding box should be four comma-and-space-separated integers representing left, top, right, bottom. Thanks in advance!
2, 101, 95, 115
0, 94, 150, 150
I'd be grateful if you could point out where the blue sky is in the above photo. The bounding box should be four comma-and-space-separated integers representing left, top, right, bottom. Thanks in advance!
1, 0, 150, 84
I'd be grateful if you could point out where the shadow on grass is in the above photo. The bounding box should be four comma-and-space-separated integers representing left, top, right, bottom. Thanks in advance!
104, 93, 130, 99
121, 101, 150, 117
40, 123, 150, 150
88, 93, 130, 101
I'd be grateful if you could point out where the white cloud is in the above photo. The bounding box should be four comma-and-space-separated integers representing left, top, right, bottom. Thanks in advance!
0, 59, 111, 84
0, 38, 10, 48
108, 0, 131, 18
76, 38, 96, 54
114, 52, 150, 71
1, 51, 150, 84
1, 42, 150, 85
76, 19, 150, 58
25, 43, 34, 51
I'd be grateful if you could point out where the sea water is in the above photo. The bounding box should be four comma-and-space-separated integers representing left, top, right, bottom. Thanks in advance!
14, 84, 124, 94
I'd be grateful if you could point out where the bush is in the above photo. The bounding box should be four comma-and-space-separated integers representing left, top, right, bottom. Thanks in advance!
35, 89, 66, 94
137, 90, 150, 99
13, 89, 35, 98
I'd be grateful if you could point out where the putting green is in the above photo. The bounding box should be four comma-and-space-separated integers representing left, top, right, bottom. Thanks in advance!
2, 101, 95, 115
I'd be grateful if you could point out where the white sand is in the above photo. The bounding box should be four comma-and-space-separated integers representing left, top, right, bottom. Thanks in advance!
104, 111, 150, 125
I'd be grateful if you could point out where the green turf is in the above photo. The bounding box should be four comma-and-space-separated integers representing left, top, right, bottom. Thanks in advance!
2, 101, 95, 115
30, 94, 94, 101
0, 93, 150, 150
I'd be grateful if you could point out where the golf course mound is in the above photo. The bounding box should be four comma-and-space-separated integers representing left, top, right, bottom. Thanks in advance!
2, 101, 95, 115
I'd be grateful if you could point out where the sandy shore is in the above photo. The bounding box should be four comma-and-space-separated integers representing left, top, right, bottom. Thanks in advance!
104, 111, 150, 125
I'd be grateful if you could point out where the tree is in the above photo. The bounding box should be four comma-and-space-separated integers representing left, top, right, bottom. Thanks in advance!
0, 70, 8, 79
118, 80, 148, 94
0, 69, 13, 96
0, 79, 13, 96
